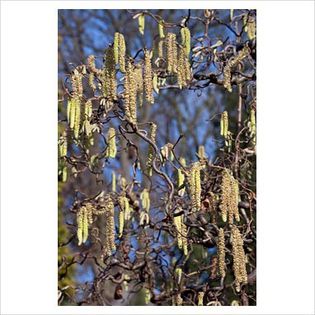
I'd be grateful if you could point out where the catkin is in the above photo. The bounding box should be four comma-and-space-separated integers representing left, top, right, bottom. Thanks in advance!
103, 47, 117, 102
158, 40, 164, 59
112, 171, 116, 192
174, 211, 188, 255
177, 157, 186, 197
220, 169, 240, 224
220, 111, 229, 139
146, 123, 157, 176
144, 50, 154, 104
114, 32, 126, 72
59, 131, 67, 158
197, 292, 204, 306
246, 16, 256, 40
71, 68, 83, 97
103, 195, 116, 256
217, 228, 226, 277
166, 33, 178, 74
138, 14, 145, 35
124, 60, 137, 124
144, 288, 150, 304
175, 267, 182, 284
73, 97, 81, 139
223, 46, 251, 92
77, 204, 94, 246
158, 20, 165, 38
187, 162, 202, 212
87, 55, 99, 74
231, 225, 247, 292
197, 145, 207, 160
140, 188, 150, 212
180, 27, 191, 57
106, 127, 117, 159
134, 64, 144, 107
177, 47, 191, 89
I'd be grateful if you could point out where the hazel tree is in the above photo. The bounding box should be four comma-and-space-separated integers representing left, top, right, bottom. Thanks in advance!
58, 9, 256, 306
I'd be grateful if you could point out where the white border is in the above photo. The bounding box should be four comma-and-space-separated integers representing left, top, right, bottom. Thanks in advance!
1, 1, 314, 315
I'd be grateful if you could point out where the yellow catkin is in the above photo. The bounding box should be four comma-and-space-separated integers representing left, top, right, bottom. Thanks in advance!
158, 40, 164, 59
158, 20, 165, 38
246, 16, 256, 40
114, 32, 126, 72
59, 131, 67, 158
87, 55, 99, 74
103, 195, 116, 256
77, 204, 93, 245
71, 68, 83, 97
231, 225, 247, 292
177, 46, 191, 89
249, 108, 256, 146
197, 145, 207, 160
177, 158, 186, 197
73, 96, 81, 139
217, 228, 226, 277
220, 111, 229, 139
138, 14, 145, 35
103, 47, 117, 102
188, 162, 202, 212
114, 32, 120, 64
124, 60, 137, 124
144, 288, 150, 304
166, 33, 178, 74
134, 64, 144, 107
180, 27, 191, 57
144, 50, 154, 104
220, 170, 240, 224
175, 267, 182, 284
146, 123, 157, 176
118, 208, 124, 238
174, 211, 188, 255
112, 171, 116, 192
140, 188, 150, 212
85, 99, 92, 119
62, 166, 67, 183
197, 292, 204, 306
223, 46, 251, 92
106, 127, 117, 159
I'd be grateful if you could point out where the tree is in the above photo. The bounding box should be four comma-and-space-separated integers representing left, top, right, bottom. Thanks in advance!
58, 9, 256, 306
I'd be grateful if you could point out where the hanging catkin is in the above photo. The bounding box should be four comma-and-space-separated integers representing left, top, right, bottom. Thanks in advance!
174, 210, 188, 255
217, 228, 226, 277
77, 203, 93, 246
114, 32, 126, 72
220, 169, 240, 224
220, 111, 229, 139
138, 14, 145, 35
177, 47, 191, 89
106, 127, 117, 159
187, 162, 202, 212
103, 47, 117, 102
103, 195, 116, 256
140, 188, 150, 212
124, 60, 137, 124
59, 131, 67, 158
158, 20, 165, 38
231, 225, 247, 292
144, 50, 154, 104
166, 32, 178, 74
146, 123, 157, 176
134, 64, 144, 107
180, 27, 191, 57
